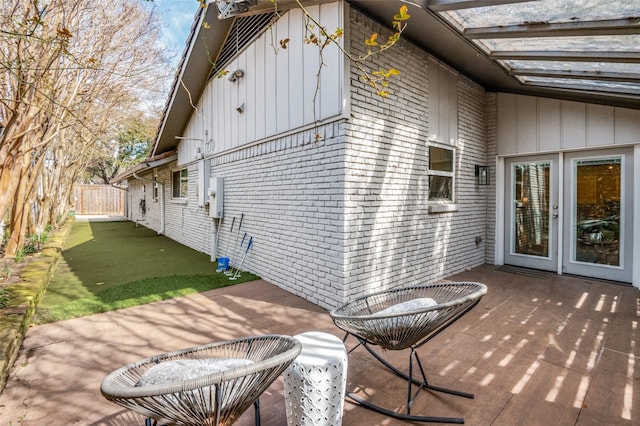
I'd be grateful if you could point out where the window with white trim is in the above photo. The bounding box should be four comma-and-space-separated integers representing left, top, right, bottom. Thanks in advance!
427, 143, 455, 202
172, 168, 188, 199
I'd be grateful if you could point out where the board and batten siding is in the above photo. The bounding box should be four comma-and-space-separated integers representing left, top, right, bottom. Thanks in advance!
497, 93, 640, 155
428, 57, 458, 145
177, 2, 346, 166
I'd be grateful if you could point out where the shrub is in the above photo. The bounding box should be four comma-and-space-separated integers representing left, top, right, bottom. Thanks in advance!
0, 287, 11, 308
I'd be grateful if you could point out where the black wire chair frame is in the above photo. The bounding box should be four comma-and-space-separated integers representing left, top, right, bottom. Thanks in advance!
100, 335, 302, 426
330, 282, 487, 424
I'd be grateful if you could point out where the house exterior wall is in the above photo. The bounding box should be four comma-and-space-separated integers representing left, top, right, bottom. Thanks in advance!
494, 92, 640, 287
208, 122, 348, 307
496, 93, 640, 155
341, 8, 488, 300
126, 163, 217, 255
138, 3, 489, 309
177, 2, 346, 166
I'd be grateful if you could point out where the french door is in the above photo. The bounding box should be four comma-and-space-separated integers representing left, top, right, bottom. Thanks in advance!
504, 155, 559, 272
505, 148, 634, 283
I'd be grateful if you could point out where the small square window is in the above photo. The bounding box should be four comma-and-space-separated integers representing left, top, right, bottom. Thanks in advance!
427, 144, 455, 202
172, 168, 188, 199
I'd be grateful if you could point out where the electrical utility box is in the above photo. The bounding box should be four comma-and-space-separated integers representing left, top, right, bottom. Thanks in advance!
208, 177, 224, 218
197, 160, 211, 207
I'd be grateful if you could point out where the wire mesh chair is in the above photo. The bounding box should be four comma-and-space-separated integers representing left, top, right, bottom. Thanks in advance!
330, 282, 487, 424
100, 335, 302, 426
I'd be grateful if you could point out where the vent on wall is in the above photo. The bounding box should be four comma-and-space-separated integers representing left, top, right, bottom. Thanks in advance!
209, 12, 276, 80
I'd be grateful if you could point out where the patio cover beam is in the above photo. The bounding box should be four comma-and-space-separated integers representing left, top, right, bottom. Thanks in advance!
418, 0, 533, 12
512, 68, 640, 83
524, 80, 640, 96
465, 18, 640, 39
491, 50, 640, 63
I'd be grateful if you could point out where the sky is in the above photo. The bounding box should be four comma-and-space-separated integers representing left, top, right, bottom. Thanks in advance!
153, 0, 202, 62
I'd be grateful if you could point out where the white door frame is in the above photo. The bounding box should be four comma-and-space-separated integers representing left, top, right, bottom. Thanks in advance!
495, 148, 639, 288
634, 145, 640, 288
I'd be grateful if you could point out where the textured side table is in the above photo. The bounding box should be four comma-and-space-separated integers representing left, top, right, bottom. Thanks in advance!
284, 332, 348, 426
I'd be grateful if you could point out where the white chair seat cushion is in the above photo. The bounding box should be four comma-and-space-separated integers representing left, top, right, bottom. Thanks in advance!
137, 358, 254, 386
374, 297, 438, 316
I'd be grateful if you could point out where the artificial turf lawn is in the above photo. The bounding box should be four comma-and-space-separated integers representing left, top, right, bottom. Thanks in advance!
33, 220, 258, 324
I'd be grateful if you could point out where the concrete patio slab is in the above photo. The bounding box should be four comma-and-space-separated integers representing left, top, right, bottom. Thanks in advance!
0, 264, 638, 425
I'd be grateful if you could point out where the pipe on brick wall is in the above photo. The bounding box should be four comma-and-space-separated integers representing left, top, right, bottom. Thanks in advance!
132, 172, 165, 235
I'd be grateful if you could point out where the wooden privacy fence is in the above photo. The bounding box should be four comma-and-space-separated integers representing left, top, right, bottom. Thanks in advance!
74, 184, 125, 216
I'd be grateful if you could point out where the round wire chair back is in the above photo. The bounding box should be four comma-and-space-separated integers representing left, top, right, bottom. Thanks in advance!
330, 282, 487, 350
101, 334, 301, 426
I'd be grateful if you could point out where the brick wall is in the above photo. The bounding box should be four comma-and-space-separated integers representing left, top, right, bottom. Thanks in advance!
208, 122, 347, 308
342, 8, 488, 299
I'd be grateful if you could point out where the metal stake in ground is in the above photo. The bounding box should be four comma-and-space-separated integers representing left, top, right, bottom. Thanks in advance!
228, 213, 244, 268
230, 237, 252, 280
226, 232, 246, 276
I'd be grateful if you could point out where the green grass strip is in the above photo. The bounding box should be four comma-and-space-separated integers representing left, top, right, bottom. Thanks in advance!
33, 272, 259, 324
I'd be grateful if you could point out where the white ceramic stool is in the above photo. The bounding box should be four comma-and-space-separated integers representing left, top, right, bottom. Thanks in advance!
283, 332, 348, 426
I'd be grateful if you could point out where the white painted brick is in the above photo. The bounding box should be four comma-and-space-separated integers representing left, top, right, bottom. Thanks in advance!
128, 6, 491, 310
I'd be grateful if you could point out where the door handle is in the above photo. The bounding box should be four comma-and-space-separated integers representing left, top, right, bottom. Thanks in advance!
553, 213, 559, 218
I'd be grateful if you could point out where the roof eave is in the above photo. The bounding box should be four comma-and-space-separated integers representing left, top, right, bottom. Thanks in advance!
152, 5, 233, 156
112, 151, 178, 183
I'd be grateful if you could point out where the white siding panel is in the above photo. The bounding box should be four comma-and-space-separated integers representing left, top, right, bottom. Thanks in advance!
254, 37, 266, 140
223, 64, 233, 149
237, 54, 248, 143
216, 83, 227, 152
497, 93, 517, 155
203, 85, 214, 157
229, 60, 240, 146
498, 93, 640, 155
427, 58, 458, 144
288, 7, 305, 129
192, 3, 344, 159
438, 67, 451, 143
303, 9, 320, 124
319, 2, 342, 119
265, 32, 278, 136
427, 57, 439, 141
586, 104, 614, 147
516, 95, 537, 152
276, 13, 290, 133
448, 71, 458, 144
538, 97, 561, 152
614, 107, 640, 144
245, 42, 257, 142
561, 101, 586, 149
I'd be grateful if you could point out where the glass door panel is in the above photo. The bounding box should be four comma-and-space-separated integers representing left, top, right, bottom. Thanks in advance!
514, 162, 551, 257
505, 155, 558, 272
574, 158, 621, 266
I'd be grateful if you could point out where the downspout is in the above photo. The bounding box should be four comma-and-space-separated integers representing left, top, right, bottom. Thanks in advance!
132, 172, 165, 235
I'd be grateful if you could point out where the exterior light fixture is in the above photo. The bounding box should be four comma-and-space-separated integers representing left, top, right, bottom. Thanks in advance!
475, 165, 489, 185
228, 69, 244, 83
